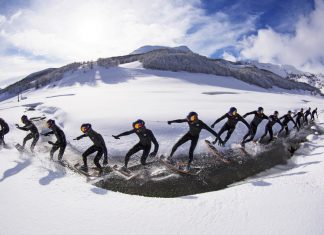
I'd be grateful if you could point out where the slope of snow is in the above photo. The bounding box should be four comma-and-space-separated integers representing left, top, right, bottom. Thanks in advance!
1, 61, 324, 234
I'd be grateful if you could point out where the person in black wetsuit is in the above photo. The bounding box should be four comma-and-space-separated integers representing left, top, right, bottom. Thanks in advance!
241, 107, 268, 147
16, 115, 39, 152
74, 123, 108, 173
293, 108, 304, 129
0, 118, 9, 146
311, 108, 318, 121
211, 107, 251, 146
279, 110, 298, 135
113, 119, 159, 171
167, 112, 222, 170
42, 119, 66, 161
304, 107, 311, 124
259, 111, 283, 143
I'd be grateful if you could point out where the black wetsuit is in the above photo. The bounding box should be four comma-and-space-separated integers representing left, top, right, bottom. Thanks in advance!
279, 114, 297, 135
304, 109, 311, 124
260, 115, 283, 142
169, 119, 221, 165
311, 109, 318, 120
76, 129, 108, 169
242, 111, 268, 144
293, 111, 304, 129
17, 120, 39, 151
44, 125, 66, 161
114, 127, 159, 168
212, 113, 250, 144
0, 118, 9, 146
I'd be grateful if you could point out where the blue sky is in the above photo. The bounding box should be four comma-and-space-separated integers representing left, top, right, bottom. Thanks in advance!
0, 0, 30, 15
201, 0, 316, 57
202, 0, 315, 31
0, 0, 323, 85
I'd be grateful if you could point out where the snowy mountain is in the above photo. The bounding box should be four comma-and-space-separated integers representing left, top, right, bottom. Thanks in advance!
240, 61, 305, 77
241, 60, 324, 93
287, 73, 324, 92
130, 45, 192, 55
1, 46, 321, 102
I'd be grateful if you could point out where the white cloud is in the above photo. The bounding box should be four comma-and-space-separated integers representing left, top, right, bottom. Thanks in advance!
0, 0, 256, 82
0, 15, 6, 25
183, 12, 256, 56
0, 55, 61, 88
239, 0, 324, 73
222, 52, 237, 62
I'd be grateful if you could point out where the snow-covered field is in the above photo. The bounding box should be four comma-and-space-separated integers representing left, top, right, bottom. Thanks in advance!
1, 61, 324, 234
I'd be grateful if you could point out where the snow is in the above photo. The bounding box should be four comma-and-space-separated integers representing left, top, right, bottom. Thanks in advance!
1, 61, 324, 234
